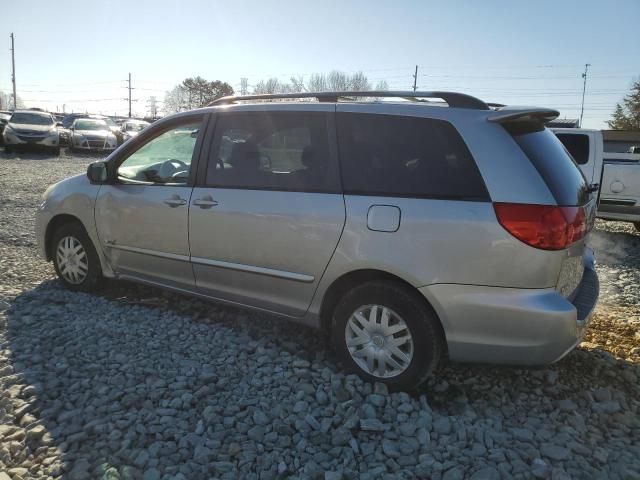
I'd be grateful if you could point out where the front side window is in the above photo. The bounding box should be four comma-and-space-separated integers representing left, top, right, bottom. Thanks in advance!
337, 113, 489, 200
206, 113, 336, 192
117, 121, 201, 185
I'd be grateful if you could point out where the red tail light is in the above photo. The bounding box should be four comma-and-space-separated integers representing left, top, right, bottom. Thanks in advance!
494, 203, 588, 250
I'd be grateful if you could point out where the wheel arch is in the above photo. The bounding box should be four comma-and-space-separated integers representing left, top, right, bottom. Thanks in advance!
44, 214, 88, 261
319, 269, 447, 351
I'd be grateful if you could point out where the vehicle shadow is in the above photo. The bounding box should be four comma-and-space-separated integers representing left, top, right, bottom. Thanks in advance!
3, 278, 638, 477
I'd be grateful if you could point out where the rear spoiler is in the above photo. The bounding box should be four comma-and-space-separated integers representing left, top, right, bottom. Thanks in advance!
487, 106, 560, 124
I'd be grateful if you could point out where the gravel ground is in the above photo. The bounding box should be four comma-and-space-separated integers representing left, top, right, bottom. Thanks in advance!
0, 150, 639, 480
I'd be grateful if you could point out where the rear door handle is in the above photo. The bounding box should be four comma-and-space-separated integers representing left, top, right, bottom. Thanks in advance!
163, 195, 187, 207
192, 196, 219, 208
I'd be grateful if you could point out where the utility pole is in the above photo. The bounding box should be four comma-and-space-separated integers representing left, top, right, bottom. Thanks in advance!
128, 72, 132, 118
10, 33, 17, 110
412, 65, 418, 92
579, 63, 591, 128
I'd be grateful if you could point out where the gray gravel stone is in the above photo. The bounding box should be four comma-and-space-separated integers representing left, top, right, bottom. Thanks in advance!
541, 445, 571, 461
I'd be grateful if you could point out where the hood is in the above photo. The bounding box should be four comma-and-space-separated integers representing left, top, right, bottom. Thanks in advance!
74, 129, 112, 137
123, 130, 140, 138
9, 122, 55, 133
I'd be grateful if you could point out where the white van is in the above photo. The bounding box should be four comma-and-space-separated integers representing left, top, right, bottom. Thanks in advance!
553, 128, 640, 230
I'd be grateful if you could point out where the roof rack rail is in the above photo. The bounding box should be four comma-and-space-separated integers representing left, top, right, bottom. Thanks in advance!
208, 91, 490, 110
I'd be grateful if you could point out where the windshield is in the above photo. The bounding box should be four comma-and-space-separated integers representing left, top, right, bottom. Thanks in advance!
75, 119, 108, 130
10, 112, 54, 125
98, 117, 116, 126
125, 122, 147, 132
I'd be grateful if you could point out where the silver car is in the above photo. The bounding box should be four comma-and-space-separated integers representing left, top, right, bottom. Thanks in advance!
35, 91, 599, 390
121, 119, 150, 143
69, 118, 118, 152
3, 110, 61, 154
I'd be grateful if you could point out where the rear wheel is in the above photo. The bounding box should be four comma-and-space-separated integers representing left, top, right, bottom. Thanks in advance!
51, 223, 103, 292
634, 222, 640, 232
331, 281, 444, 391
4, 146, 12, 154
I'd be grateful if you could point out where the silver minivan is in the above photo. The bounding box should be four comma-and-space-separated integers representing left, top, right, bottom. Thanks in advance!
36, 91, 599, 390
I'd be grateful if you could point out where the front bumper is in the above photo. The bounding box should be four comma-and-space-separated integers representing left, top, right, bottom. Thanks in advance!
3, 131, 59, 148
420, 256, 599, 366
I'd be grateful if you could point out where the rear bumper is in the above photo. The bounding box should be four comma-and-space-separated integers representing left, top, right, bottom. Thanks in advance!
597, 199, 640, 222
420, 257, 599, 366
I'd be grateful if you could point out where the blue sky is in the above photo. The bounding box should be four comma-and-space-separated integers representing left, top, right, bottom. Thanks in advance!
2, 0, 639, 127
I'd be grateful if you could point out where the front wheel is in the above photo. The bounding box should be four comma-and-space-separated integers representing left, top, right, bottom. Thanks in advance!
51, 223, 103, 292
634, 222, 640, 232
4, 146, 12, 154
331, 281, 444, 391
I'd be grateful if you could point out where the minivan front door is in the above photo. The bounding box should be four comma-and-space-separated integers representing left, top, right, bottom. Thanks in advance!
95, 116, 204, 289
189, 109, 345, 317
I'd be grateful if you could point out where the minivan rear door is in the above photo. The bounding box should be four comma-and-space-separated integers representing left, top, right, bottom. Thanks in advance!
189, 106, 345, 317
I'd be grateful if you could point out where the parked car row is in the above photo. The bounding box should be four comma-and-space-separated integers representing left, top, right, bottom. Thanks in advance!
2, 110, 150, 154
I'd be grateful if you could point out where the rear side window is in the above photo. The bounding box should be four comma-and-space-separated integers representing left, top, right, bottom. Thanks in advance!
556, 133, 590, 165
508, 127, 588, 206
336, 113, 489, 200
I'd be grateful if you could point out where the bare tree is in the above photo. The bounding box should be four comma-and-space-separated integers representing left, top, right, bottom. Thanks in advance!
289, 76, 306, 93
349, 71, 370, 91
250, 70, 383, 98
375, 80, 389, 91
164, 86, 188, 113
0, 90, 24, 110
327, 71, 349, 91
307, 73, 327, 93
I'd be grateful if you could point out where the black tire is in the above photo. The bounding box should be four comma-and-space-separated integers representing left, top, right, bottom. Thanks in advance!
51, 222, 103, 292
4, 146, 12, 154
331, 281, 444, 391
634, 222, 640, 232
51, 147, 60, 156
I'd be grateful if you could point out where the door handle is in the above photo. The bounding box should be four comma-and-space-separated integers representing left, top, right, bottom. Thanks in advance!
163, 195, 187, 207
192, 196, 219, 208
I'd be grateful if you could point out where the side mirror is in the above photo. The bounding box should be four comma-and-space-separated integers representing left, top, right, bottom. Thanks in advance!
87, 161, 108, 184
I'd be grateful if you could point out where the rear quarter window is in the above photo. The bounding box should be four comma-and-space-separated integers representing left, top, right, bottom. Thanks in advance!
508, 126, 589, 206
336, 113, 489, 200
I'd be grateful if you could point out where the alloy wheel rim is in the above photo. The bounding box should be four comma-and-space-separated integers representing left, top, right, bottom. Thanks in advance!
56, 236, 88, 284
345, 304, 414, 378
